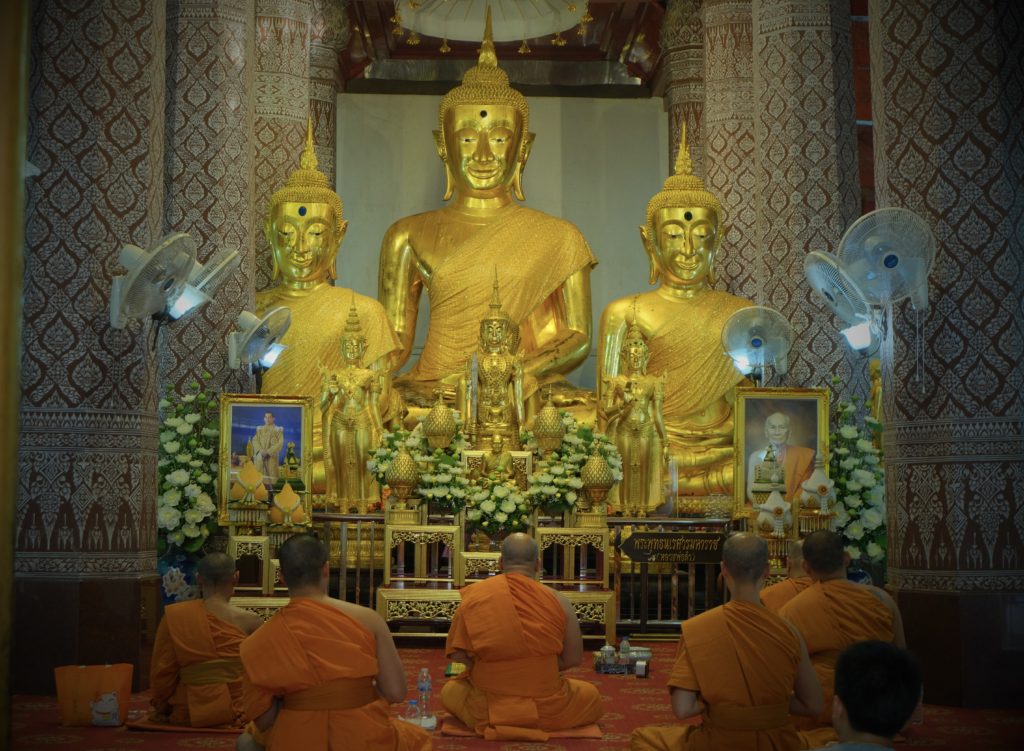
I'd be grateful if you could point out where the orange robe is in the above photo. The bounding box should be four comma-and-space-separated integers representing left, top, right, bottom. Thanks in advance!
240, 599, 430, 751
631, 600, 801, 751
761, 577, 812, 613
441, 573, 603, 741
779, 579, 894, 745
149, 599, 247, 727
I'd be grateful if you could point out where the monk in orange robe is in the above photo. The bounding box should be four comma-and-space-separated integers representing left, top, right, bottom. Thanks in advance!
236, 534, 430, 751
149, 552, 263, 727
441, 532, 603, 741
761, 540, 812, 613
631, 533, 821, 751
779, 530, 905, 749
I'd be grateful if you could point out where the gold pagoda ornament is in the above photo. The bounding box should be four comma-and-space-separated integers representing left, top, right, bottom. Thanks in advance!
385, 445, 419, 507
423, 390, 457, 450
533, 391, 565, 454
580, 449, 614, 512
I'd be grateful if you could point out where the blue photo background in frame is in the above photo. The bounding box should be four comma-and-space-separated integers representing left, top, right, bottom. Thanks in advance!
230, 403, 305, 468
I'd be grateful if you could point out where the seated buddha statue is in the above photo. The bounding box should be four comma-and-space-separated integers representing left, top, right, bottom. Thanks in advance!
257, 120, 402, 493
599, 309, 667, 516
319, 301, 385, 513
457, 275, 525, 450
377, 9, 596, 416
597, 127, 751, 498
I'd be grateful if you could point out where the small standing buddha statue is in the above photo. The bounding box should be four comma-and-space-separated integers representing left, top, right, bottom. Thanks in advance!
458, 274, 525, 450
597, 126, 752, 499
378, 9, 596, 415
599, 306, 667, 516
319, 301, 385, 513
257, 120, 402, 493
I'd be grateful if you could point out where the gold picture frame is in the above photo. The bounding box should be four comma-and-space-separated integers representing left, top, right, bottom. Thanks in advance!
733, 387, 829, 510
218, 393, 314, 524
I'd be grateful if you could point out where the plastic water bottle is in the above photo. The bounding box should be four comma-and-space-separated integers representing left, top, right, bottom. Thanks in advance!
619, 636, 631, 660
403, 699, 421, 723
417, 668, 433, 719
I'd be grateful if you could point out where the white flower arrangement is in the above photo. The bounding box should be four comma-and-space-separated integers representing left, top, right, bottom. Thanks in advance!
367, 420, 472, 514
522, 412, 622, 514
828, 376, 885, 566
157, 374, 219, 555
465, 479, 531, 536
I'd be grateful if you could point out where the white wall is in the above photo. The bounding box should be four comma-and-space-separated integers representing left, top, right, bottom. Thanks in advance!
336, 92, 668, 388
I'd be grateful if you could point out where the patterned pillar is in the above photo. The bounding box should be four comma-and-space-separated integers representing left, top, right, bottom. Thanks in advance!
253, 0, 312, 291
661, 0, 705, 178
309, 0, 349, 186
161, 0, 257, 393
751, 0, 863, 391
702, 0, 759, 300
871, 0, 1024, 706
15, 0, 166, 693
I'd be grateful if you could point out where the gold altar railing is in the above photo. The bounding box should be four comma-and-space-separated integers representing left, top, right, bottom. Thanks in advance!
314, 511, 740, 633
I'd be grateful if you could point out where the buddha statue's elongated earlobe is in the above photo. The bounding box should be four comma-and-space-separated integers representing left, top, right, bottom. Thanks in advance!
512, 132, 535, 202
434, 130, 455, 201
266, 216, 280, 281
640, 224, 660, 285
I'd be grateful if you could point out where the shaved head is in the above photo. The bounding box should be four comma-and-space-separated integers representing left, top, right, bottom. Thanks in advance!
500, 533, 539, 567
802, 529, 846, 575
787, 539, 804, 576
197, 552, 236, 587
279, 533, 328, 590
722, 533, 769, 583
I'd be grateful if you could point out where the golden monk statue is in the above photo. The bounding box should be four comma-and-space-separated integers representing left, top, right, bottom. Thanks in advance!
597, 127, 751, 498
599, 310, 667, 516
319, 302, 385, 513
458, 275, 525, 449
257, 121, 401, 493
378, 9, 595, 415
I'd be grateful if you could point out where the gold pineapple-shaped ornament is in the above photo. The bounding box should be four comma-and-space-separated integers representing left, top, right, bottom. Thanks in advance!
385, 445, 419, 508
533, 390, 565, 455
423, 390, 456, 450
580, 449, 614, 513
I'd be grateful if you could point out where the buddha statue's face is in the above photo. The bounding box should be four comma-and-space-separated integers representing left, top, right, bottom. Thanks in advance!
340, 334, 366, 365
490, 434, 504, 453
268, 201, 346, 284
648, 206, 720, 288
481, 318, 510, 351
624, 343, 649, 374
443, 104, 523, 194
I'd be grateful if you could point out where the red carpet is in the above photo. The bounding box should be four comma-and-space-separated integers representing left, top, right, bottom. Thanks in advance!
13, 643, 1024, 750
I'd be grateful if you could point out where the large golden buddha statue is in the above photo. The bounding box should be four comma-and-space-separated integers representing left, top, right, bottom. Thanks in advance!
257, 121, 401, 492
378, 10, 595, 413
597, 128, 751, 497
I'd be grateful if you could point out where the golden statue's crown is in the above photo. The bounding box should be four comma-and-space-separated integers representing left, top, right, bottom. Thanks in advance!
341, 294, 367, 347
268, 118, 345, 236
438, 7, 529, 138
481, 269, 514, 327
645, 123, 723, 230
621, 298, 650, 362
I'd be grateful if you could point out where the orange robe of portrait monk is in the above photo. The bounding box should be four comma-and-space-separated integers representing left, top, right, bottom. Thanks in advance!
441, 573, 603, 741
149, 599, 247, 728
240, 599, 430, 750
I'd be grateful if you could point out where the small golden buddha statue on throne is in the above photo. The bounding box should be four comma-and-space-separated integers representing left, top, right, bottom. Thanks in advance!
257, 121, 402, 494
377, 10, 596, 418
597, 126, 752, 502
319, 301, 385, 513
458, 275, 525, 450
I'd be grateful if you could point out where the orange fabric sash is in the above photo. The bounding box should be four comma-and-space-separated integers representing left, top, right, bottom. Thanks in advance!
707, 702, 790, 731
470, 655, 562, 698
179, 657, 243, 686
281, 677, 377, 711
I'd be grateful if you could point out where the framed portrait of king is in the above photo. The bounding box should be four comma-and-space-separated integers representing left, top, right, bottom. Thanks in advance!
733, 387, 829, 509
218, 394, 313, 523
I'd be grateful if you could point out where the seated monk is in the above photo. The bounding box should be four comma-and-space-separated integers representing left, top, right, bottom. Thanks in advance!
779, 530, 905, 749
761, 539, 812, 613
149, 553, 262, 728
441, 533, 603, 741
631, 533, 821, 751
809, 641, 922, 751
236, 534, 430, 751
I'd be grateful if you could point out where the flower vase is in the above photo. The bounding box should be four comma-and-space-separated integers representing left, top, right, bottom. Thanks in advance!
157, 544, 200, 605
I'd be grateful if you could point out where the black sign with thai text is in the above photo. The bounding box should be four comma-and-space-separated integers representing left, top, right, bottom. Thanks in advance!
619, 531, 725, 564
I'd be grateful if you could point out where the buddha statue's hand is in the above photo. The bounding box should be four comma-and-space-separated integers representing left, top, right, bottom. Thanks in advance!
672, 445, 733, 472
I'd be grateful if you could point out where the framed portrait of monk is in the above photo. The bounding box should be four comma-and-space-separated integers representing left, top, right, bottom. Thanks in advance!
218, 393, 313, 523
733, 387, 829, 509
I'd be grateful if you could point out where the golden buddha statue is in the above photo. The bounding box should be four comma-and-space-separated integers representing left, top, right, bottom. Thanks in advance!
596, 126, 751, 498
319, 301, 385, 512
457, 274, 525, 449
483, 432, 513, 481
257, 120, 402, 492
377, 9, 595, 414
599, 308, 667, 516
